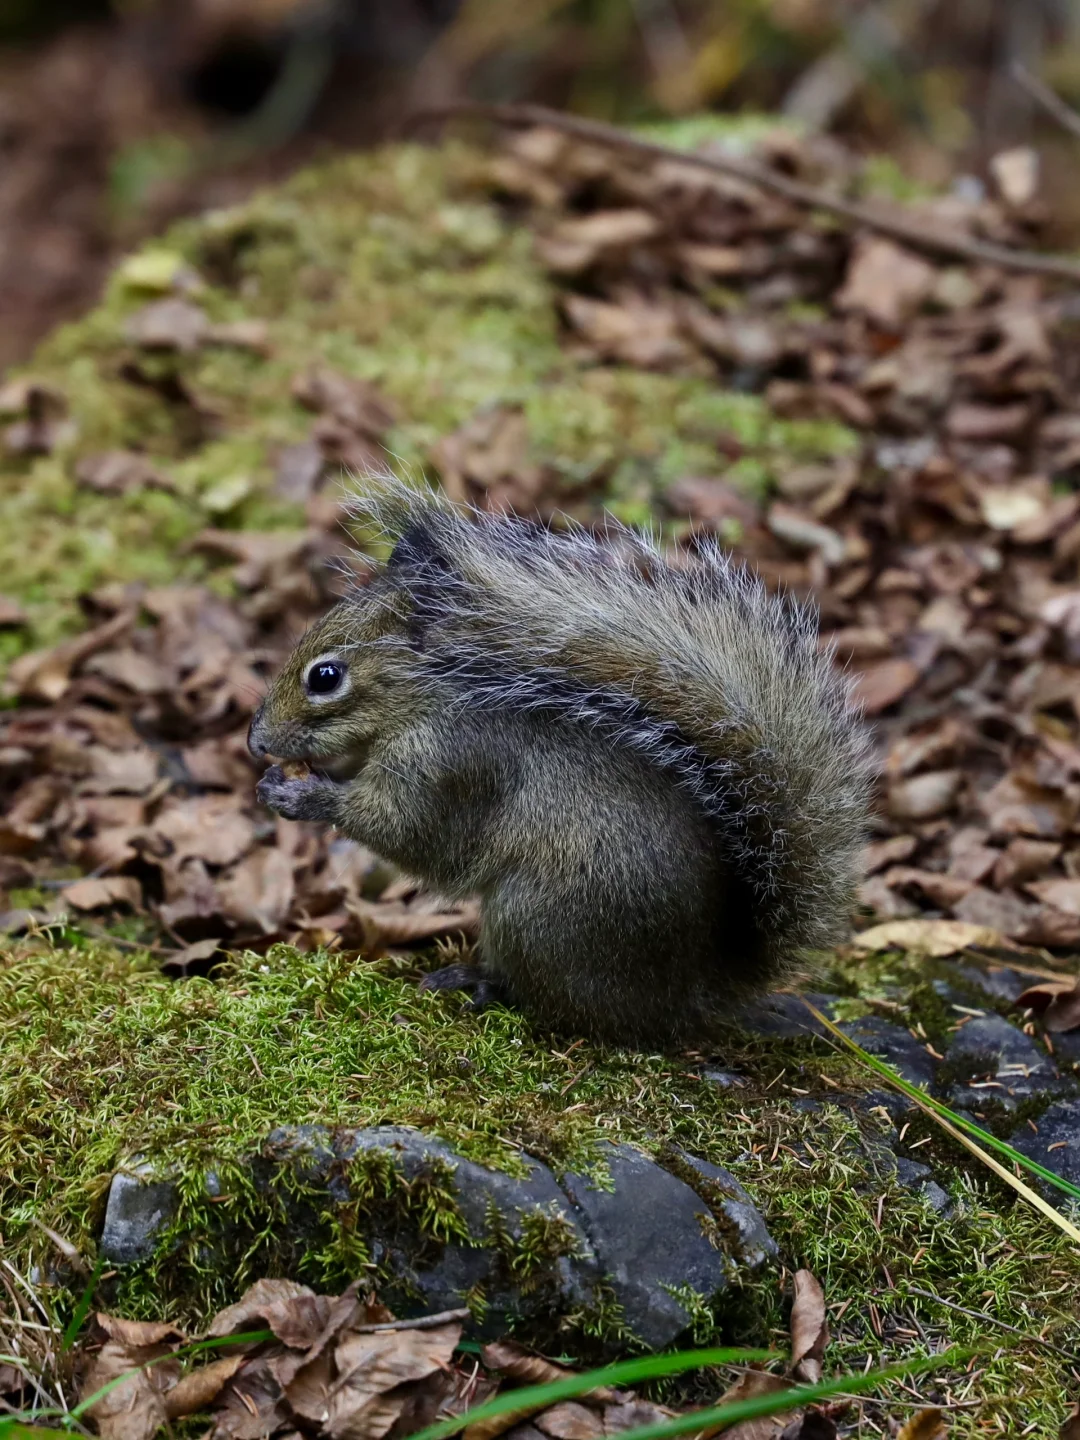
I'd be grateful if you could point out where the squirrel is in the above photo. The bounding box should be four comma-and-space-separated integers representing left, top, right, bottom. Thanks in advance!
249, 477, 869, 1046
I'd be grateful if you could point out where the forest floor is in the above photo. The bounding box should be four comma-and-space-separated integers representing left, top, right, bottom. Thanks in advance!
1, 116, 1079, 1434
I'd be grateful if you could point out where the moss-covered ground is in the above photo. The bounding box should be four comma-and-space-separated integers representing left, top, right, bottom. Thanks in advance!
2, 932, 1079, 1432
1, 124, 1078, 1432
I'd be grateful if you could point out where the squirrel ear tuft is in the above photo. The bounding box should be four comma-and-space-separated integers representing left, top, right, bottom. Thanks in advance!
386, 521, 452, 649
387, 520, 449, 576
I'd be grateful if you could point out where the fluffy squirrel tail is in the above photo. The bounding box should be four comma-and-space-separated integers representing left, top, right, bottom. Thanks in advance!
348, 475, 870, 982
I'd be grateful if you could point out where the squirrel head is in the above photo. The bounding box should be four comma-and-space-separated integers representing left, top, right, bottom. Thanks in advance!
247, 582, 413, 779
248, 520, 454, 778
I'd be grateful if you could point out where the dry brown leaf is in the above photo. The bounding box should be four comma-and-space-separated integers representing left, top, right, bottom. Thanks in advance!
151, 796, 256, 869
952, 885, 1040, 940
208, 1278, 332, 1344
207, 319, 271, 352
164, 1354, 248, 1418
63, 875, 143, 911
86, 649, 169, 695
539, 209, 660, 272
704, 1370, 790, 1440
327, 1322, 462, 1440
466, 1407, 545, 1440
1, 378, 76, 454
789, 1270, 828, 1384
347, 896, 480, 950
852, 918, 1000, 957
862, 835, 919, 874
165, 936, 225, 969
664, 476, 761, 532
1060, 1402, 1080, 1440
76, 451, 173, 496
6, 609, 133, 702
881, 866, 971, 908
836, 237, 935, 329
478, 1343, 616, 1404
993, 838, 1062, 889
946, 401, 1032, 443
887, 770, 963, 821
532, 1402, 604, 1440
79, 746, 160, 797
214, 1354, 292, 1439
292, 366, 396, 434
1014, 979, 1080, 1033
189, 528, 315, 590
601, 1401, 676, 1433
277, 1347, 334, 1421
124, 298, 210, 351
561, 293, 690, 369
95, 1316, 186, 1347
850, 659, 920, 716
1026, 879, 1080, 918
82, 1315, 185, 1440
0, 595, 28, 626
896, 1409, 947, 1440
219, 845, 296, 934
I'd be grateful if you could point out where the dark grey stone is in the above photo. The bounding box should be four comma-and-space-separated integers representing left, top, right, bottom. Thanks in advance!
852, 1088, 912, 1127
560, 1143, 729, 1350
894, 1157, 952, 1216
894, 1156, 931, 1185
735, 992, 838, 1040
699, 1068, 746, 1089
791, 1097, 823, 1115
100, 1160, 178, 1264
333, 1125, 594, 1322
100, 1125, 778, 1352
1049, 1030, 1080, 1069
943, 1014, 1063, 1112
672, 1149, 779, 1273
837, 1015, 939, 1089
949, 964, 1030, 1004
1009, 1098, 1080, 1191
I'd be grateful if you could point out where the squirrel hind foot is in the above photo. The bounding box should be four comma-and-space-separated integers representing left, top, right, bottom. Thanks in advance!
418, 963, 506, 1012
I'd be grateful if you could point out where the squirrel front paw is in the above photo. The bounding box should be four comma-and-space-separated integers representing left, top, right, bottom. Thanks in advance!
255, 764, 343, 823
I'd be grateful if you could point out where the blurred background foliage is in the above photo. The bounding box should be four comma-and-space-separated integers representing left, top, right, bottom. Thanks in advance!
3, 0, 1080, 369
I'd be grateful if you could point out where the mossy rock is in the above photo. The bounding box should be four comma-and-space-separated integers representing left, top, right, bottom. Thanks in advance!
99, 1120, 778, 1353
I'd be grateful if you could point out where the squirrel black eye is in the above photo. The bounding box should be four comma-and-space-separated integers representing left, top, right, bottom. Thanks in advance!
306, 660, 344, 695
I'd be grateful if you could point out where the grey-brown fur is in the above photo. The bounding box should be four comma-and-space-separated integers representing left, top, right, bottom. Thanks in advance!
249, 477, 869, 1046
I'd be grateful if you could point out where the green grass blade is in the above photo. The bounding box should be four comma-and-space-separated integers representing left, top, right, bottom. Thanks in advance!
805, 1001, 1080, 1202
411, 1345, 973, 1440
61, 1256, 107, 1353
555, 1347, 975, 1440
0, 1423, 72, 1440
408, 1348, 774, 1440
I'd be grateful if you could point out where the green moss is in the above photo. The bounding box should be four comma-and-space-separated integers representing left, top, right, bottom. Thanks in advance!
1, 936, 1078, 1429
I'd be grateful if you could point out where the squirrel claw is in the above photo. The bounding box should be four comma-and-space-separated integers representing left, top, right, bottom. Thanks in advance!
419, 964, 504, 1012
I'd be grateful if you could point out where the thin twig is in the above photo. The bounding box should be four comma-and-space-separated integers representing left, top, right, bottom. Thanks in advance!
1012, 62, 1080, 144
905, 1286, 1078, 1363
412, 101, 1080, 285
350, 1307, 470, 1334
28, 1218, 89, 1277
79, 925, 172, 957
